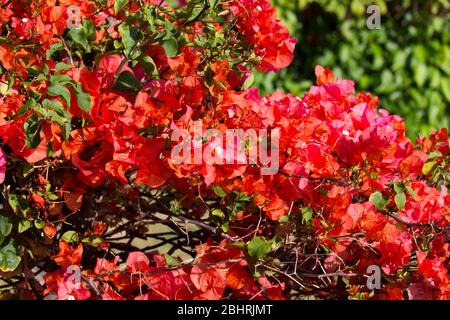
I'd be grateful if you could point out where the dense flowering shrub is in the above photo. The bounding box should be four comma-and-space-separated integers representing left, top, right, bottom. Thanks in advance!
0, 0, 448, 300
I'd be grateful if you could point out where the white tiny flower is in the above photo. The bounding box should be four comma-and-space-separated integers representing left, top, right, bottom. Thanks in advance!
342, 129, 350, 136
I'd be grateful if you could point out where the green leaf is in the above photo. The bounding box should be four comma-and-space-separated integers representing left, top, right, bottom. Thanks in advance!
42, 99, 69, 117
393, 182, 404, 194
394, 192, 406, 210
212, 185, 227, 198
422, 161, 437, 175
34, 219, 45, 230
231, 241, 246, 249
186, 1, 205, 22
8, 194, 23, 215
73, 83, 92, 112
278, 215, 289, 223
162, 36, 178, 57
48, 84, 71, 107
119, 24, 143, 58
0, 240, 21, 272
140, 56, 158, 77
67, 28, 90, 51
81, 19, 96, 40
91, 237, 103, 247
50, 74, 73, 85
22, 163, 34, 178
18, 220, 31, 233
62, 231, 80, 243
0, 81, 8, 96
164, 253, 180, 266
301, 207, 313, 223
241, 72, 254, 90
208, 0, 220, 9
428, 151, 443, 160
230, 191, 250, 203
54, 62, 73, 72
24, 114, 42, 149
0, 215, 13, 247
46, 42, 64, 58
113, 71, 142, 92
369, 191, 388, 210
42, 99, 72, 141
441, 79, 450, 101
211, 208, 225, 220
414, 63, 427, 87
405, 186, 417, 200
114, 0, 129, 14
17, 98, 36, 117
247, 236, 272, 259
47, 193, 59, 201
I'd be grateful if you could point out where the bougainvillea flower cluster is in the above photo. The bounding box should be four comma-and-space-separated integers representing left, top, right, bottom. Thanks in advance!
0, 0, 448, 300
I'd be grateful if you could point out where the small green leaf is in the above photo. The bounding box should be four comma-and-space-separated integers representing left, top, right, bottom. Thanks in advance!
428, 151, 443, 160
278, 215, 289, 223
220, 222, 229, 232
405, 186, 417, 200
369, 191, 388, 210
231, 241, 246, 249
422, 161, 437, 175
393, 182, 404, 194
211, 208, 225, 219
48, 84, 71, 107
114, 0, 130, 14
18, 220, 31, 233
54, 62, 73, 72
186, 1, 205, 22
41, 99, 72, 141
301, 207, 313, 223
164, 253, 180, 266
81, 19, 96, 40
414, 63, 427, 87
73, 83, 92, 112
50, 74, 73, 85
24, 114, 42, 149
119, 24, 143, 58
46, 42, 64, 58
208, 0, 220, 9
91, 237, 103, 247
113, 71, 142, 92
162, 36, 178, 57
67, 28, 90, 51
8, 194, 23, 215
17, 98, 36, 117
0, 81, 8, 96
140, 56, 158, 78
247, 236, 272, 259
42, 99, 69, 118
241, 73, 254, 90
0, 215, 13, 247
233, 191, 252, 202
0, 240, 21, 272
62, 231, 80, 243
47, 193, 59, 201
22, 163, 34, 178
394, 192, 406, 210
34, 219, 45, 230
212, 185, 227, 198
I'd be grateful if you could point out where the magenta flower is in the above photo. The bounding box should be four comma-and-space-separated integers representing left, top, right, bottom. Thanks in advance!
0, 148, 6, 184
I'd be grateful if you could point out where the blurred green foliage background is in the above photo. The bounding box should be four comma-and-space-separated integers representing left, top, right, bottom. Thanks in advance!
255, 0, 450, 139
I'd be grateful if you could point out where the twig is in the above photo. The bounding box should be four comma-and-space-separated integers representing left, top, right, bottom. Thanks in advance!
81, 274, 102, 298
